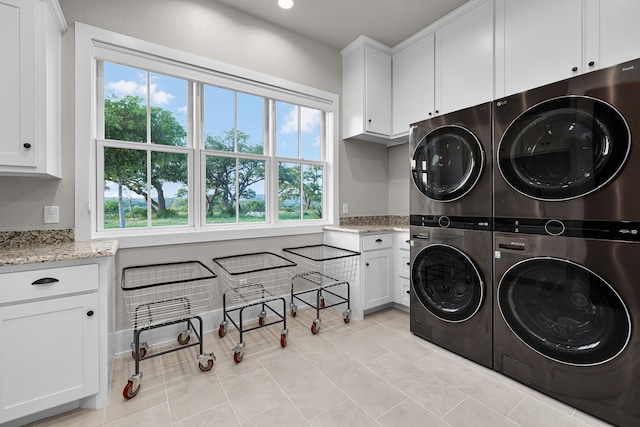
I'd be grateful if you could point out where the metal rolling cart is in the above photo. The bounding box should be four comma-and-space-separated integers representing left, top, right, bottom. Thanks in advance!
212, 252, 296, 363
283, 244, 360, 334
121, 261, 216, 399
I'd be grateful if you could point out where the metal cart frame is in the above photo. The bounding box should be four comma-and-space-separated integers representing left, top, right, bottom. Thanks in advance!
283, 244, 360, 334
121, 261, 216, 399
212, 252, 296, 363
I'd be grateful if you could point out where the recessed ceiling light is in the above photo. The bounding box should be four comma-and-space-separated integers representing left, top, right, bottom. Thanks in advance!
278, 0, 294, 10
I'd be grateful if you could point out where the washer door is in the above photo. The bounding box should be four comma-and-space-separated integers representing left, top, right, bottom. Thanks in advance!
498, 96, 630, 201
498, 257, 631, 366
411, 125, 484, 202
412, 244, 484, 322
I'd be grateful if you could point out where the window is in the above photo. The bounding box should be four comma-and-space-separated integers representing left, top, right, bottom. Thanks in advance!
75, 24, 338, 247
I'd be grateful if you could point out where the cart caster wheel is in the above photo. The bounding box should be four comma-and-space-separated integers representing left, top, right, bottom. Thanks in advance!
320, 296, 325, 308
280, 332, 288, 348
233, 351, 244, 363
131, 347, 147, 359
198, 359, 214, 371
218, 324, 227, 338
290, 307, 297, 317
258, 316, 265, 326
123, 381, 140, 399
178, 332, 191, 345
343, 315, 351, 324
311, 319, 321, 334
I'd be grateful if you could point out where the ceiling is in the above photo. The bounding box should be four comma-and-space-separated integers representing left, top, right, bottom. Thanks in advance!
213, 0, 470, 50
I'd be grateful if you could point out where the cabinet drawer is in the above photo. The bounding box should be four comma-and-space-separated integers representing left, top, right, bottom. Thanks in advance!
0, 264, 98, 305
362, 234, 392, 251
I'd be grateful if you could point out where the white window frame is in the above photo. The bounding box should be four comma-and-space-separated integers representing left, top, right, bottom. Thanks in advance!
75, 23, 339, 248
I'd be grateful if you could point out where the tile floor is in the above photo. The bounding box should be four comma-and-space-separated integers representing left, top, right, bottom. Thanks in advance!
28, 308, 614, 427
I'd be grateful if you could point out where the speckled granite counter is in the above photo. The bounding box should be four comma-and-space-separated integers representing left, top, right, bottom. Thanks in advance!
0, 229, 118, 267
324, 215, 409, 234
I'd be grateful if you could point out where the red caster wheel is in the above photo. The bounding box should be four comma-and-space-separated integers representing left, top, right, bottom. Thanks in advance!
280, 333, 288, 348
131, 347, 147, 359
218, 324, 227, 337
311, 320, 320, 334
178, 332, 191, 345
122, 381, 140, 400
199, 359, 214, 371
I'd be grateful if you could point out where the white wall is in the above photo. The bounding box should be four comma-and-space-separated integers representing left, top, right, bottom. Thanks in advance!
388, 143, 410, 216
0, 0, 413, 231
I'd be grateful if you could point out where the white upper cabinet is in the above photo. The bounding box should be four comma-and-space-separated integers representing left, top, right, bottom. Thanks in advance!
495, 0, 640, 98
435, 0, 494, 115
342, 36, 392, 143
389, 0, 494, 142
0, 0, 67, 178
584, 0, 640, 71
392, 33, 435, 139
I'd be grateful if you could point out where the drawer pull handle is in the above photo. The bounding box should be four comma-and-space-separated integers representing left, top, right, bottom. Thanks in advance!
32, 277, 59, 285
375, 239, 383, 243
87, 310, 94, 317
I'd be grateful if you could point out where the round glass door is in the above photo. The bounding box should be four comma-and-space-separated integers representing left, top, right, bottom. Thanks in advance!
498, 258, 630, 366
498, 96, 630, 200
412, 244, 484, 322
411, 125, 484, 202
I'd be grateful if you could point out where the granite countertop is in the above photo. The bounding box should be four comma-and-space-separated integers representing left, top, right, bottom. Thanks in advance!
324, 215, 410, 234
0, 229, 118, 267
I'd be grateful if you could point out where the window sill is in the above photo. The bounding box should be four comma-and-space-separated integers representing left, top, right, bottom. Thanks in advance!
89, 222, 330, 249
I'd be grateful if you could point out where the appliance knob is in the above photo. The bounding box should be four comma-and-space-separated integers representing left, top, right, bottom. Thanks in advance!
438, 216, 451, 228
544, 219, 566, 236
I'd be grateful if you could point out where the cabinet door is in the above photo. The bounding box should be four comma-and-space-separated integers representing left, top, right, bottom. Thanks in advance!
585, 0, 640, 70
362, 249, 393, 310
0, 0, 37, 168
364, 45, 392, 136
435, 0, 494, 114
495, 0, 582, 97
392, 33, 435, 138
0, 293, 99, 424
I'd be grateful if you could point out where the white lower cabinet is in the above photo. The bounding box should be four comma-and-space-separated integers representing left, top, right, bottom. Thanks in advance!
0, 261, 111, 426
324, 229, 409, 319
362, 248, 393, 311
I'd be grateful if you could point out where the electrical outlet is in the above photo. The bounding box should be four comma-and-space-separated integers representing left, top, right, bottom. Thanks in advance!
44, 206, 59, 224
342, 203, 349, 214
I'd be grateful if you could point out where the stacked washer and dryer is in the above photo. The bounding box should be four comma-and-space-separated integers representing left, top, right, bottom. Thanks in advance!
409, 58, 640, 426
409, 102, 494, 369
492, 59, 640, 427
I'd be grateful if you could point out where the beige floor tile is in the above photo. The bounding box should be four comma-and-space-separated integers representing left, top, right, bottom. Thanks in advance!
289, 330, 345, 365
33, 408, 105, 426
163, 360, 227, 423
443, 398, 519, 427
367, 352, 466, 417
507, 396, 593, 427
318, 353, 407, 419
377, 398, 450, 427
326, 327, 389, 364
571, 409, 616, 426
172, 402, 240, 427
242, 400, 311, 427
358, 323, 433, 363
266, 352, 348, 420
308, 399, 378, 427
217, 364, 288, 422
104, 403, 172, 427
